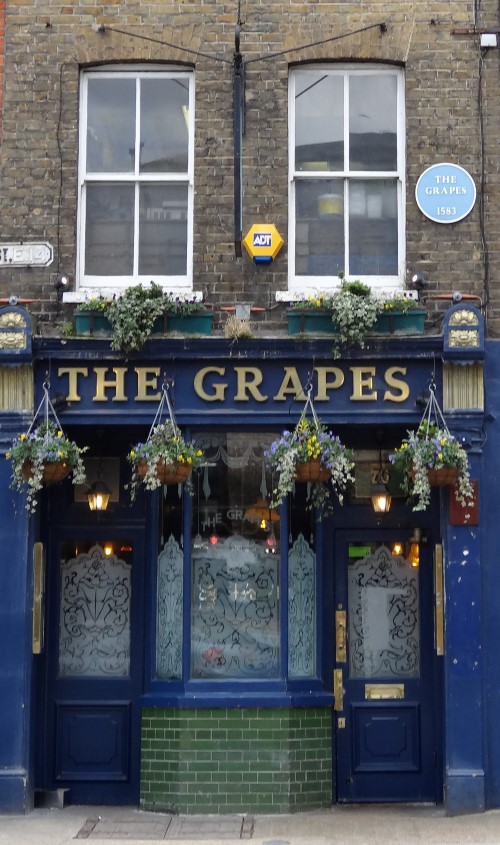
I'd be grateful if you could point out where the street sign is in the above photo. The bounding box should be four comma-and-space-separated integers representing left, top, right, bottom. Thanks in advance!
0, 242, 54, 267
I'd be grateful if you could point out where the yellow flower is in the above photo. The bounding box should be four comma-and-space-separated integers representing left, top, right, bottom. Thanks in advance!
57, 430, 63, 438
178, 454, 185, 462
20, 433, 26, 441
130, 450, 135, 458
196, 450, 203, 457
187, 457, 193, 464
440, 438, 447, 446
58, 451, 63, 458
438, 452, 443, 461
5, 452, 10, 459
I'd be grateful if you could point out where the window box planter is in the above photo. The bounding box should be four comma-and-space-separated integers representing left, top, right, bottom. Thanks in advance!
154, 312, 214, 336
287, 308, 426, 337
286, 310, 337, 335
373, 309, 426, 336
74, 312, 112, 336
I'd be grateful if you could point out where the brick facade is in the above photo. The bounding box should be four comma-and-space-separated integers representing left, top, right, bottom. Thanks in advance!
0, 1, 498, 332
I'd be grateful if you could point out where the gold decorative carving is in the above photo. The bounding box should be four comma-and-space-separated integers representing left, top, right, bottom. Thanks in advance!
449, 309, 479, 327
448, 329, 480, 348
0, 312, 25, 328
0, 332, 26, 349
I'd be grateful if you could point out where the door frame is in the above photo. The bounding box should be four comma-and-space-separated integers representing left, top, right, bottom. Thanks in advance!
331, 524, 443, 804
36, 523, 146, 805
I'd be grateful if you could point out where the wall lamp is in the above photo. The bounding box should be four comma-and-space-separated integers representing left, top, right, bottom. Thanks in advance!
410, 271, 427, 296
55, 272, 72, 302
371, 449, 392, 514
87, 478, 111, 512
86, 459, 111, 511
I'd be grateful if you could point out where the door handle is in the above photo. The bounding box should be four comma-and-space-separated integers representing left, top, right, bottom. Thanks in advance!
333, 668, 345, 711
335, 610, 347, 663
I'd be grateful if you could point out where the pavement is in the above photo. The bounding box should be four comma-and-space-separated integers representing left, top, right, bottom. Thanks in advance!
2, 804, 500, 845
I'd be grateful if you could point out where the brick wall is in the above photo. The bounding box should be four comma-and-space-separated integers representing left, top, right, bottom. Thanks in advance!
141, 707, 333, 814
0, 0, 4, 145
0, 1, 499, 330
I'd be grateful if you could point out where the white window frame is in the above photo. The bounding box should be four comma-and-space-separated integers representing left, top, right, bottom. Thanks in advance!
77, 66, 194, 295
287, 64, 405, 297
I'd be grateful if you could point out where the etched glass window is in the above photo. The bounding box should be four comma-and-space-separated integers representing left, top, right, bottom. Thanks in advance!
288, 533, 316, 678
190, 433, 280, 679
59, 542, 132, 678
289, 65, 404, 291
347, 543, 420, 679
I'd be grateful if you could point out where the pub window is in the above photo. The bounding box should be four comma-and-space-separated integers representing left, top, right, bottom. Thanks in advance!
288, 65, 405, 293
155, 432, 318, 683
77, 67, 194, 291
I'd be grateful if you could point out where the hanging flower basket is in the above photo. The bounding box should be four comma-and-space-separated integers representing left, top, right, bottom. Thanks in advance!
136, 458, 193, 486
265, 391, 354, 516
127, 384, 204, 500
7, 381, 87, 513
389, 381, 474, 512
409, 466, 460, 488
294, 458, 332, 483
21, 459, 72, 485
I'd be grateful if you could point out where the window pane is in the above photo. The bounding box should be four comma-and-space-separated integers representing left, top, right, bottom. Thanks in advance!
59, 541, 132, 678
190, 433, 280, 679
85, 184, 134, 275
295, 72, 343, 171
139, 184, 188, 275
349, 75, 397, 171
288, 491, 317, 679
348, 543, 420, 679
87, 78, 136, 173
295, 179, 344, 276
349, 179, 398, 275
140, 78, 189, 173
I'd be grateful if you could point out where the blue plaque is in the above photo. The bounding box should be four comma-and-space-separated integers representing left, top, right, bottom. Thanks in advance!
415, 163, 476, 224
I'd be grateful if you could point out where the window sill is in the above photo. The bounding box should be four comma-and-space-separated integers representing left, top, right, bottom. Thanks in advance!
63, 288, 203, 304
140, 689, 334, 709
276, 287, 418, 303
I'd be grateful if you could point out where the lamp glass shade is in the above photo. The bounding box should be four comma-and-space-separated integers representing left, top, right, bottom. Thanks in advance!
371, 485, 392, 514
87, 480, 111, 511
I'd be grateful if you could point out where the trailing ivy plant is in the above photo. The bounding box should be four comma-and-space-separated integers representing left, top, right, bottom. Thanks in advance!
108, 283, 167, 353
293, 278, 383, 357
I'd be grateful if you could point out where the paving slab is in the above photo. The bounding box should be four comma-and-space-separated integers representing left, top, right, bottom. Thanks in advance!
2, 804, 500, 845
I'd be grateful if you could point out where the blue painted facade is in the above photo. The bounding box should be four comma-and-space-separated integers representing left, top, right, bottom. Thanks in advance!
0, 307, 493, 814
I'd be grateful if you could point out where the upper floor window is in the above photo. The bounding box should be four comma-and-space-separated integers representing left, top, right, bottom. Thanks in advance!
78, 68, 194, 291
288, 65, 405, 292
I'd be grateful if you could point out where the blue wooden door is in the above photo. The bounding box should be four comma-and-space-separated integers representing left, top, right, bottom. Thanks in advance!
42, 531, 144, 804
334, 530, 442, 803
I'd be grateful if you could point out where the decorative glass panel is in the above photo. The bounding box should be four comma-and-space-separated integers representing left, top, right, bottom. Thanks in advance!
288, 533, 316, 678
157, 535, 184, 679
191, 534, 279, 679
59, 543, 132, 677
348, 543, 419, 679
190, 433, 280, 680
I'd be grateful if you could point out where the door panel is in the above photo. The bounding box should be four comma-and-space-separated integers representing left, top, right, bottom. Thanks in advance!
43, 534, 144, 804
334, 530, 441, 803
